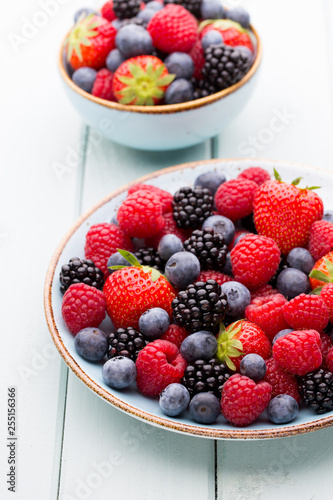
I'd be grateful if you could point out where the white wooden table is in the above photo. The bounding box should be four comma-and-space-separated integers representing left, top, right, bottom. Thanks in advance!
2, 0, 333, 498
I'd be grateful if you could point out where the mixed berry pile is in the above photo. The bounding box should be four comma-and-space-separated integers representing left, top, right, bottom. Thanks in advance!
63, 1, 255, 105
59, 166, 333, 427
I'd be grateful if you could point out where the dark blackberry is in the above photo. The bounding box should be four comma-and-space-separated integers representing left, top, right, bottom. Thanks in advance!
202, 44, 253, 91
164, 0, 202, 18
298, 369, 333, 414
59, 257, 104, 294
120, 17, 147, 28
182, 358, 231, 399
269, 257, 289, 288
191, 78, 216, 100
184, 227, 228, 272
107, 327, 148, 361
135, 247, 164, 272
113, 0, 141, 20
172, 279, 228, 333
173, 186, 213, 230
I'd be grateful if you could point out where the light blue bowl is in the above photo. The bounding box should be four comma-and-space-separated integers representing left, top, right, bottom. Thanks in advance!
59, 28, 262, 151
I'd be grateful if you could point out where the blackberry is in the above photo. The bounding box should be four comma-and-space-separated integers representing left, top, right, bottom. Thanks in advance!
135, 247, 164, 272
269, 257, 289, 288
298, 369, 333, 414
184, 227, 228, 272
164, 0, 202, 18
202, 44, 253, 91
173, 186, 213, 230
182, 358, 231, 399
172, 279, 228, 333
59, 257, 104, 294
107, 327, 148, 361
191, 78, 216, 100
113, 0, 141, 20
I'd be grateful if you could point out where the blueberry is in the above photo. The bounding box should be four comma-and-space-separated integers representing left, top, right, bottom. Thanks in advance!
223, 253, 232, 275
323, 211, 333, 223
107, 252, 133, 274
201, 30, 224, 51
74, 8, 96, 23
194, 171, 226, 196
286, 248, 314, 275
232, 231, 250, 248
112, 19, 122, 30
164, 52, 194, 80
74, 327, 108, 362
200, 0, 225, 20
277, 268, 310, 299
189, 392, 220, 424
106, 49, 126, 73
110, 213, 119, 226
165, 251, 200, 289
158, 234, 183, 261
267, 395, 299, 424
165, 79, 193, 104
102, 356, 136, 389
72, 67, 97, 93
180, 331, 217, 362
116, 25, 153, 58
221, 281, 251, 318
138, 307, 170, 339
202, 215, 235, 245
272, 329, 293, 346
240, 354, 266, 381
137, 9, 156, 24
159, 383, 190, 416
145, 1, 163, 11
226, 6, 250, 29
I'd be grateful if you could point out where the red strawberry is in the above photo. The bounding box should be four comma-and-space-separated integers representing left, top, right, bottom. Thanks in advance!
253, 171, 324, 255
273, 330, 322, 376
145, 212, 192, 248
216, 320, 271, 372
245, 294, 289, 341
215, 178, 258, 222
160, 324, 189, 348
92, 68, 115, 101
101, 1, 117, 21
221, 374, 272, 426
127, 183, 173, 213
113, 55, 175, 105
309, 251, 333, 290
199, 19, 253, 52
189, 39, 205, 79
308, 220, 333, 261
103, 251, 177, 329
264, 358, 300, 403
65, 15, 116, 70
195, 270, 233, 286
320, 283, 333, 323
238, 167, 271, 186
147, 5, 198, 54
283, 293, 329, 333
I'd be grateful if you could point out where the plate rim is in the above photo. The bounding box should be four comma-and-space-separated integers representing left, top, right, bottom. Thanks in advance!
44, 158, 333, 440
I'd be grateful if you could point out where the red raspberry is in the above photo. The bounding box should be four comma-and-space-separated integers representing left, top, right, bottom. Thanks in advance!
320, 332, 333, 369
273, 330, 322, 376
215, 179, 258, 222
250, 284, 277, 300
147, 5, 198, 54
61, 283, 106, 335
326, 348, 333, 372
230, 234, 281, 290
264, 358, 300, 403
101, 1, 117, 21
320, 283, 333, 323
117, 190, 165, 238
85, 223, 133, 278
238, 167, 271, 186
189, 39, 205, 79
283, 293, 329, 332
160, 324, 189, 348
308, 220, 333, 261
127, 183, 173, 213
145, 212, 192, 248
196, 270, 233, 286
92, 69, 115, 101
221, 374, 272, 426
136, 339, 187, 396
245, 294, 289, 341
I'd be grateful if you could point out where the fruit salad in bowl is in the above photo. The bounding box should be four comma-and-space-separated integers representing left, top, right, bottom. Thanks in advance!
59, 2, 261, 150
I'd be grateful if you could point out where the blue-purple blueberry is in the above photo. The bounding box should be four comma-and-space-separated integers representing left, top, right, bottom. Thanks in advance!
106, 49, 126, 73
226, 6, 250, 29
158, 234, 183, 261
102, 356, 136, 389
277, 268, 310, 299
221, 281, 251, 318
223, 253, 232, 275
145, 1, 163, 11
137, 9, 156, 23
202, 215, 235, 245
323, 211, 333, 223
165, 251, 200, 289
159, 383, 190, 416
286, 247, 314, 275
72, 67, 97, 93
272, 329, 293, 346
200, 0, 225, 20
138, 307, 170, 339
180, 331, 217, 362
267, 395, 299, 424
195, 171, 226, 197
116, 25, 153, 58
74, 327, 108, 361
189, 392, 220, 424
164, 52, 194, 80
74, 7, 96, 23
240, 354, 266, 381
107, 251, 133, 274
201, 30, 224, 51
164, 79, 193, 104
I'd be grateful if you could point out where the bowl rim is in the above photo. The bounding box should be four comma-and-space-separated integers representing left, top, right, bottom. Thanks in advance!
58, 22, 262, 115
44, 158, 333, 440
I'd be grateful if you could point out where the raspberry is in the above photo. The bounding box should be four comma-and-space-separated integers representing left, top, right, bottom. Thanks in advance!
215, 179, 258, 222
61, 283, 106, 335
250, 284, 277, 300
221, 373, 272, 426
145, 212, 192, 248
273, 330, 322, 376
238, 167, 271, 186
85, 223, 133, 278
147, 5, 198, 54
326, 348, 333, 372
91, 69, 115, 101
283, 294, 329, 333
308, 220, 333, 261
160, 324, 189, 348
264, 358, 300, 403
117, 189, 165, 238
136, 339, 187, 396
245, 294, 289, 341
230, 234, 281, 290
320, 283, 333, 323
195, 270, 233, 286
127, 184, 173, 213
189, 39, 205, 79
101, 1, 117, 21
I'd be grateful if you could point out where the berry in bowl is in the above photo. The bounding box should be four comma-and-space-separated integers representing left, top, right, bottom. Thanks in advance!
59, 2, 262, 150
45, 159, 333, 439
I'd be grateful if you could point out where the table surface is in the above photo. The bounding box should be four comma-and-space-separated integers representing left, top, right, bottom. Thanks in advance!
2, 0, 333, 498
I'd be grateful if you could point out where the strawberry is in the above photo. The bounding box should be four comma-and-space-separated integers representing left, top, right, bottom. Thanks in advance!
65, 14, 116, 70
308, 220, 333, 261
103, 250, 177, 329
199, 19, 253, 52
273, 330, 322, 376
253, 170, 324, 255
113, 56, 175, 105
309, 251, 333, 290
